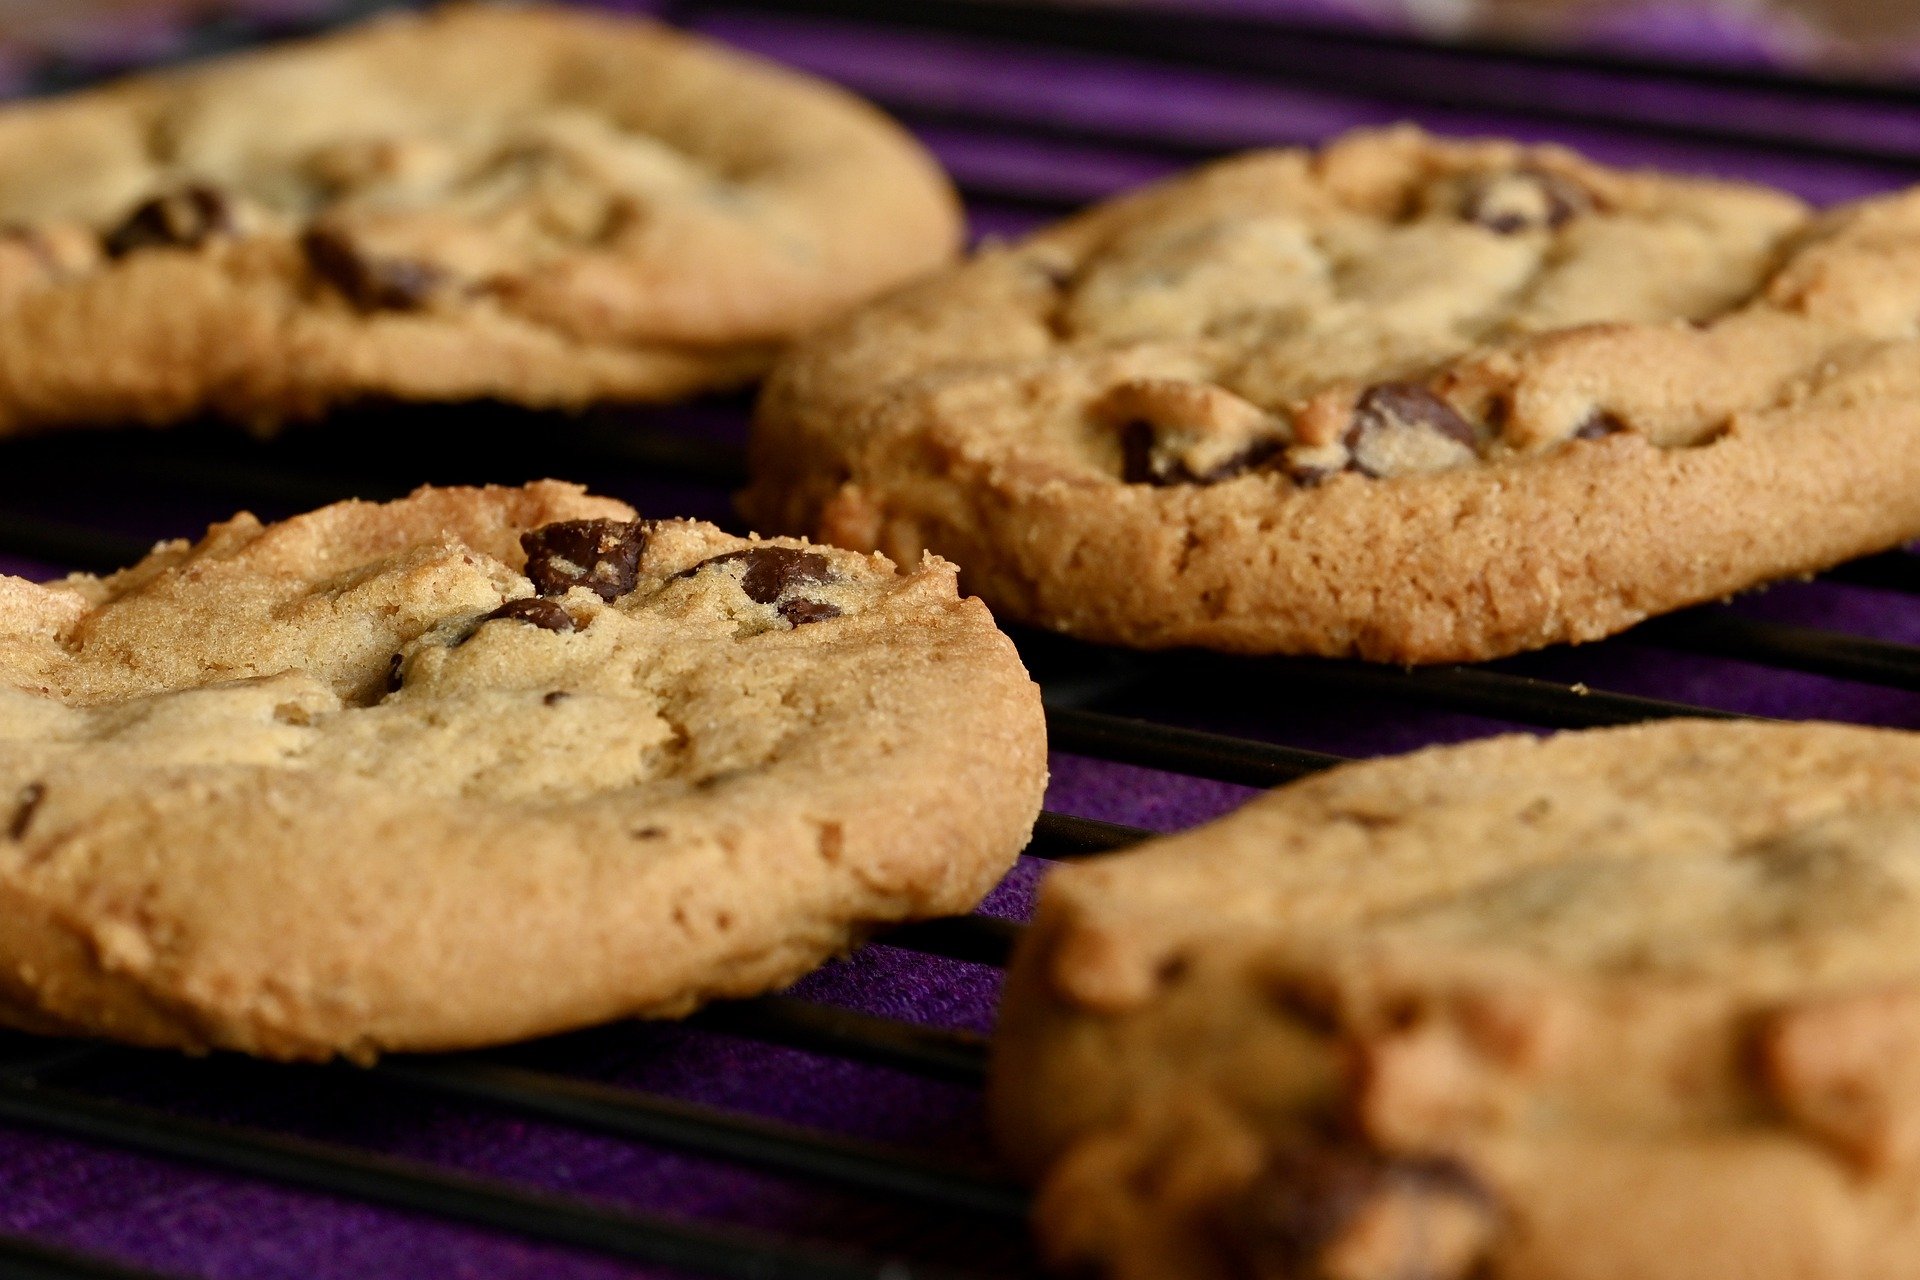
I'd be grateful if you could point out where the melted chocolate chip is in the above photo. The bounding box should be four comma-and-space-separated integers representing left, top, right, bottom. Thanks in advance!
521, 519, 648, 601
1287, 463, 1339, 488
1029, 255, 1076, 289
484, 597, 575, 632
1121, 420, 1285, 486
543, 690, 571, 706
1119, 420, 1156, 485
1463, 169, 1594, 235
1234, 1143, 1492, 1278
302, 226, 444, 310
1237, 1145, 1387, 1273
778, 598, 842, 627
1344, 383, 1479, 478
1574, 410, 1628, 440
8, 781, 44, 840
104, 185, 239, 257
689, 546, 833, 605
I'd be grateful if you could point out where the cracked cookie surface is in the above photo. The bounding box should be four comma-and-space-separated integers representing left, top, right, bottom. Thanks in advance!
993, 720, 1920, 1280
746, 125, 1920, 662
0, 482, 1044, 1059
0, 4, 960, 434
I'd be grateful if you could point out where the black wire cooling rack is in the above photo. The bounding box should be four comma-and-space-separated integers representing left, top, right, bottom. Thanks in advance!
5, 3, 1920, 1278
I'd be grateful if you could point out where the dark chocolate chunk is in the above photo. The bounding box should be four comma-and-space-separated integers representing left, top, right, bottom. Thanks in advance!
1233, 1142, 1492, 1278
302, 226, 444, 310
1198, 439, 1284, 484
1028, 254, 1076, 289
521, 519, 648, 601
1122, 419, 1285, 486
1343, 383, 1479, 478
8, 781, 44, 841
778, 598, 842, 627
104, 185, 239, 257
1464, 168, 1594, 235
1573, 410, 1628, 440
688, 546, 833, 605
1120, 419, 1157, 485
483, 597, 575, 632
1237, 1144, 1387, 1274
543, 690, 571, 706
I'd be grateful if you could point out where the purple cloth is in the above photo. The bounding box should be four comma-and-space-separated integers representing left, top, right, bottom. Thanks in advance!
1048, 0, 1920, 81
4, 4, 1920, 1278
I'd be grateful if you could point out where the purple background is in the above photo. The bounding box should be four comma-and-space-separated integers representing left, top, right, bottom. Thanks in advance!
4, 2, 1920, 1277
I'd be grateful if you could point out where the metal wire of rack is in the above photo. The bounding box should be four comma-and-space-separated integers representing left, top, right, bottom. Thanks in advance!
3, 3, 1920, 1278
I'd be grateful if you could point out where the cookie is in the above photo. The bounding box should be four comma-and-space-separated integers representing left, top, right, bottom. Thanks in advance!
745, 125, 1920, 663
993, 720, 1920, 1280
0, 482, 1045, 1060
0, 4, 960, 434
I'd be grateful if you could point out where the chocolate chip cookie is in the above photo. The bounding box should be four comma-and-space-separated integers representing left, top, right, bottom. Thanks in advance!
0, 4, 960, 434
0, 482, 1044, 1059
746, 125, 1920, 663
993, 720, 1920, 1280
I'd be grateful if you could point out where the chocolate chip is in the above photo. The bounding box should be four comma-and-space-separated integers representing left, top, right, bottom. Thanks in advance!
1344, 383, 1480, 479
688, 546, 833, 605
1028, 254, 1076, 289
8, 781, 44, 840
1120, 420, 1156, 485
1266, 979, 1342, 1035
1121, 419, 1285, 486
483, 597, 575, 632
543, 690, 571, 706
1464, 169, 1594, 235
778, 598, 842, 627
1237, 1144, 1387, 1273
521, 519, 648, 601
1574, 410, 1628, 440
302, 226, 443, 310
104, 185, 239, 257
1233, 1143, 1492, 1278
385, 652, 405, 693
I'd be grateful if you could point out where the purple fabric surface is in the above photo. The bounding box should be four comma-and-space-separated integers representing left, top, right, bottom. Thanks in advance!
3, 4, 1920, 1279
694, 9, 1920, 206
1055, 0, 1920, 81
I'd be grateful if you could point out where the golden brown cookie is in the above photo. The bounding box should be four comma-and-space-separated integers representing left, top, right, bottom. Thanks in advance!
0, 4, 961, 433
994, 720, 1920, 1280
745, 126, 1920, 663
0, 482, 1044, 1060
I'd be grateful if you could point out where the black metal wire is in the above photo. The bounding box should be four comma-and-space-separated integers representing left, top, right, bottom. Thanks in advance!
880, 915, 1023, 968
1825, 550, 1920, 594
374, 1057, 1029, 1218
1206, 653, 1757, 729
0, 1235, 177, 1280
1024, 810, 1151, 857
1635, 611, 1920, 691
686, 999, 989, 1084
1047, 706, 1346, 787
0, 1076, 990, 1280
